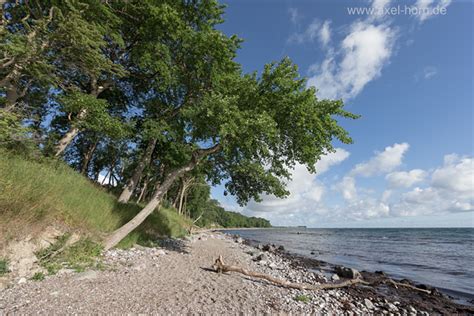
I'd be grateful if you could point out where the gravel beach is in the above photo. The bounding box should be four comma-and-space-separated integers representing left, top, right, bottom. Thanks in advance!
1, 232, 472, 315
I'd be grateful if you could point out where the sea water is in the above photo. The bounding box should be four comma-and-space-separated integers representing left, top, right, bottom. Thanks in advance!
226, 228, 474, 300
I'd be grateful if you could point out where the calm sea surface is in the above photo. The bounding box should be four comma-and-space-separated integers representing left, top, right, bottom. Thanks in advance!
225, 228, 474, 299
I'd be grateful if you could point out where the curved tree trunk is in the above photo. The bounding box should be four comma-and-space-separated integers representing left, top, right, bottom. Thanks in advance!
81, 140, 98, 175
54, 108, 88, 157
118, 138, 157, 203
103, 143, 221, 250
54, 126, 80, 157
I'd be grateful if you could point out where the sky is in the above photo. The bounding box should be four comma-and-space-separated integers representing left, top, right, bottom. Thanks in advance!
210, 0, 473, 228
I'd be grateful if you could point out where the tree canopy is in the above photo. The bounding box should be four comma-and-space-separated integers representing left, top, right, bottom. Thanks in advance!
0, 0, 357, 249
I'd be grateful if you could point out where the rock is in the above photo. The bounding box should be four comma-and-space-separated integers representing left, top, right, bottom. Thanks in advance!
330, 274, 340, 281
407, 305, 416, 313
386, 303, 399, 313
50, 291, 59, 296
256, 244, 263, 250
155, 249, 166, 256
18, 277, 27, 284
277, 245, 285, 251
253, 253, 268, 262
234, 237, 244, 244
262, 244, 275, 252
334, 266, 361, 279
364, 298, 374, 309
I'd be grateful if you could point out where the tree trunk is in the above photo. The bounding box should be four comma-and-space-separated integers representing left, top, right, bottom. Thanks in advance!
81, 141, 98, 175
104, 169, 182, 250
54, 108, 88, 157
136, 176, 149, 203
54, 126, 80, 157
103, 143, 221, 250
178, 178, 186, 215
118, 138, 157, 203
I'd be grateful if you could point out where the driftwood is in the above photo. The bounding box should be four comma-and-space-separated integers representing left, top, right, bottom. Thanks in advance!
386, 278, 431, 294
212, 255, 369, 291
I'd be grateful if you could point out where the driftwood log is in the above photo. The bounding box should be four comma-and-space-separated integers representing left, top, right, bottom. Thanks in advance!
386, 279, 431, 294
212, 255, 369, 291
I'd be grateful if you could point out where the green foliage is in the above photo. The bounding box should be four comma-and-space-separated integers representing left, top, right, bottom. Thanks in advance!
1, 0, 356, 248
0, 110, 35, 153
0, 151, 191, 242
0, 258, 8, 276
37, 235, 102, 274
294, 294, 311, 303
31, 272, 46, 281
58, 92, 127, 138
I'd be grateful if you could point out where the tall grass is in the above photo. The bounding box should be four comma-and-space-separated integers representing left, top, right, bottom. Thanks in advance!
0, 150, 192, 244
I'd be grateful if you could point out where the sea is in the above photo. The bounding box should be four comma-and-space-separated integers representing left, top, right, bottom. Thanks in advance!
225, 227, 474, 301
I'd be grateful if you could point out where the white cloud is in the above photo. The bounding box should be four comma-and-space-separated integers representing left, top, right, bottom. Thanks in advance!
288, 8, 299, 25
319, 20, 331, 47
288, 19, 332, 47
307, 21, 396, 100
245, 148, 350, 215
432, 154, 474, 198
413, 0, 452, 23
370, 0, 392, 21
423, 66, 438, 79
351, 143, 409, 177
336, 176, 357, 201
391, 154, 473, 216
386, 169, 427, 188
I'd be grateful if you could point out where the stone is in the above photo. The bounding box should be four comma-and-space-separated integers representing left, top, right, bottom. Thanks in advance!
253, 253, 268, 262
18, 277, 27, 284
262, 244, 275, 252
155, 249, 167, 256
331, 274, 340, 281
364, 298, 374, 310
234, 237, 244, 244
386, 303, 399, 313
407, 305, 416, 313
277, 245, 285, 251
334, 266, 361, 279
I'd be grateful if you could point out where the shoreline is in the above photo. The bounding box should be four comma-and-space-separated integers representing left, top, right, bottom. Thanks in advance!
1, 231, 473, 314
220, 231, 474, 314
220, 227, 474, 303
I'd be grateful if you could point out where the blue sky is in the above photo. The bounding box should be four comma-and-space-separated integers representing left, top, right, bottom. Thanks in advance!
211, 0, 473, 228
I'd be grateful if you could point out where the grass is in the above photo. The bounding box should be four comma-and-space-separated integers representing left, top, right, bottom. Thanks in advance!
37, 235, 103, 274
294, 294, 311, 303
0, 150, 193, 247
0, 258, 8, 276
30, 272, 45, 281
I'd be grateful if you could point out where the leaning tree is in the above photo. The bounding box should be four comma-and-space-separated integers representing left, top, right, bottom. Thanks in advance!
103, 57, 357, 249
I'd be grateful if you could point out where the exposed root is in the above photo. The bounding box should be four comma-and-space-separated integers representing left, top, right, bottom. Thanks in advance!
212, 255, 369, 291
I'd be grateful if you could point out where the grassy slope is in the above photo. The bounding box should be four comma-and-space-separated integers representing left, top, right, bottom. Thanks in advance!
0, 151, 191, 248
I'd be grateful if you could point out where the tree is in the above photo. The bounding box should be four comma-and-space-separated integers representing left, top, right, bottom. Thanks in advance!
103, 57, 357, 250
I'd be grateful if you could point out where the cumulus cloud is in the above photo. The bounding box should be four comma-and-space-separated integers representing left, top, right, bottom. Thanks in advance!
245, 148, 350, 216
413, 0, 452, 23
431, 154, 473, 197
392, 154, 473, 216
307, 21, 396, 100
386, 169, 427, 188
237, 142, 471, 225
288, 19, 332, 47
351, 143, 409, 177
335, 176, 357, 201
